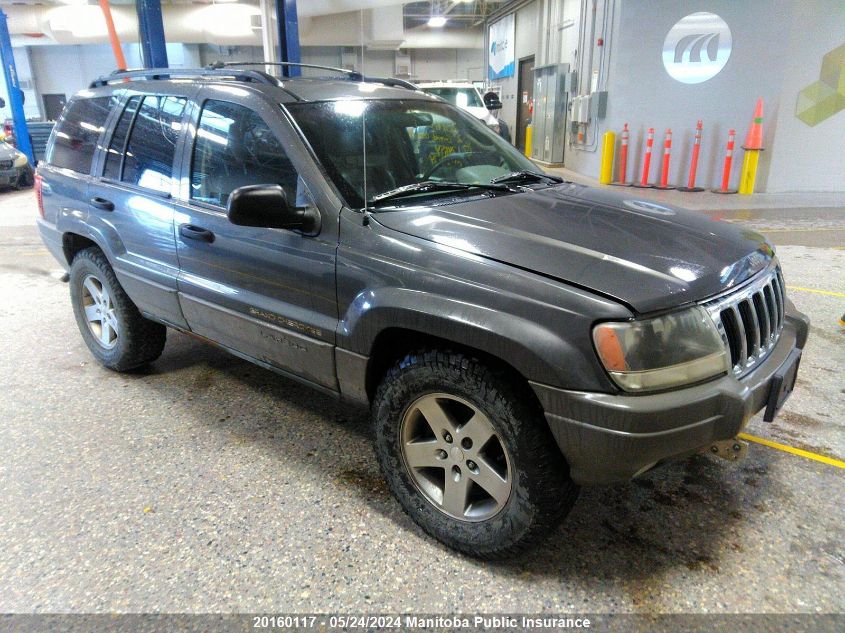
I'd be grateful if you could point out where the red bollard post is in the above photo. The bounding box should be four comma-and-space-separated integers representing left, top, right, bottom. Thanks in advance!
678, 120, 705, 192
611, 123, 630, 186
654, 128, 675, 190
632, 127, 655, 188
712, 128, 738, 194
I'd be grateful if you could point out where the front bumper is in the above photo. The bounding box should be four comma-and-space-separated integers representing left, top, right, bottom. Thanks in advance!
531, 306, 810, 485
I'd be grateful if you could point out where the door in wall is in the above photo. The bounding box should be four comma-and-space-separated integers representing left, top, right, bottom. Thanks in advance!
516, 56, 535, 153
42, 94, 67, 122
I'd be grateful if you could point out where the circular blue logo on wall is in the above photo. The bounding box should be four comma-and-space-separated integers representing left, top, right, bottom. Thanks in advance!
662, 12, 732, 84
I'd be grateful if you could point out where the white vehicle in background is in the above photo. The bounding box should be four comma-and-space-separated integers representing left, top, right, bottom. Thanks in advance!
416, 81, 510, 142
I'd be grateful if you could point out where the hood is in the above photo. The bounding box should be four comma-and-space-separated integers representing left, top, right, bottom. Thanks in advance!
371, 183, 775, 314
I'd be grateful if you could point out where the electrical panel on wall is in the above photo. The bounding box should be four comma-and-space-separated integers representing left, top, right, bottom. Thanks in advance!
341, 47, 358, 72
590, 91, 608, 119
395, 51, 411, 78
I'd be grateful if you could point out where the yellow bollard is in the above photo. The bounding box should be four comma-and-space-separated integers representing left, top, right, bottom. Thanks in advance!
599, 131, 615, 184
524, 124, 533, 158
738, 98, 765, 195
738, 149, 760, 195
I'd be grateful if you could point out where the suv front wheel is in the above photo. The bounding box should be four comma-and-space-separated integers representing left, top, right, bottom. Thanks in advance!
372, 349, 579, 558
69, 247, 166, 371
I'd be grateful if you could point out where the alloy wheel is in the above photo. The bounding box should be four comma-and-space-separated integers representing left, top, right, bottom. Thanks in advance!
81, 274, 119, 349
400, 392, 512, 522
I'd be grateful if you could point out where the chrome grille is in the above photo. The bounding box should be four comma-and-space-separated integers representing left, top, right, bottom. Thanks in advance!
703, 266, 786, 376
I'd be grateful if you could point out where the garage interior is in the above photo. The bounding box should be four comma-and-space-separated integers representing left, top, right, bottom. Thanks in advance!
0, 0, 843, 626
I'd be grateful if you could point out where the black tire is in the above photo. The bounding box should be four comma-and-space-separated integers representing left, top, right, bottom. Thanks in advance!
372, 349, 579, 558
69, 247, 166, 371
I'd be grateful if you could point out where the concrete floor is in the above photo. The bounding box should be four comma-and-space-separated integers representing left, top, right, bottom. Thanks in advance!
0, 188, 843, 614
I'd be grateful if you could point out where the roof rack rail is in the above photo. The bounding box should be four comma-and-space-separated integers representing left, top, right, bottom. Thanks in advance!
89, 63, 419, 92
363, 76, 417, 90
89, 67, 280, 88
208, 61, 417, 90
208, 60, 363, 80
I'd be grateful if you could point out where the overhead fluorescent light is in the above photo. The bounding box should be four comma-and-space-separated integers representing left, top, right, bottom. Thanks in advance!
427, 16, 447, 28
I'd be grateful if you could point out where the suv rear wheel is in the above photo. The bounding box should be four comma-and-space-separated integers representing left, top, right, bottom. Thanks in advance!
372, 349, 579, 558
69, 247, 166, 371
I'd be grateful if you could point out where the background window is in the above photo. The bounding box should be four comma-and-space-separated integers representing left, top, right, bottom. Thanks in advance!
122, 95, 187, 193
47, 97, 114, 174
103, 96, 141, 181
191, 100, 299, 207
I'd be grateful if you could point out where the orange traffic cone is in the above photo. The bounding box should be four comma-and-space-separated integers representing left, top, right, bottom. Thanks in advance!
743, 98, 764, 150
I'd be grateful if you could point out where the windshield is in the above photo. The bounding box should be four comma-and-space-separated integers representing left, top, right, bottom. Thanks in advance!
286, 99, 539, 209
420, 87, 483, 109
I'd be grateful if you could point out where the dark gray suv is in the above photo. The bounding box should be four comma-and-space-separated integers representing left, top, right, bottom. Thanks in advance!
35, 66, 809, 558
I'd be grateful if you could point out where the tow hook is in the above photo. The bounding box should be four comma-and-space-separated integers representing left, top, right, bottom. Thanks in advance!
706, 437, 749, 462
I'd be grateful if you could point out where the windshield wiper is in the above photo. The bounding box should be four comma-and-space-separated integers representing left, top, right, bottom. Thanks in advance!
490, 170, 565, 186
370, 181, 514, 206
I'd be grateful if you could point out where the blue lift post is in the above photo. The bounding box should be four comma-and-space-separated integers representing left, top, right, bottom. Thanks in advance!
136, 0, 169, 69
276, 0, 301, 77
0, 10, 34, 165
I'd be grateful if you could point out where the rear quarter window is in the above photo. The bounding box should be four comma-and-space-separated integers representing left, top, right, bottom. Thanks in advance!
46, 96, 115, 174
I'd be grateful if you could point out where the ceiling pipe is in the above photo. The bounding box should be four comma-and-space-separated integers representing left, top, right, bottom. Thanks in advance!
98, 0, 127, 69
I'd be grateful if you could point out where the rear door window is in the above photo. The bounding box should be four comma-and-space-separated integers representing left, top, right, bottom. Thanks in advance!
47, 96, 114, 174
121, 95, 187, 194
102, 96, 141, 181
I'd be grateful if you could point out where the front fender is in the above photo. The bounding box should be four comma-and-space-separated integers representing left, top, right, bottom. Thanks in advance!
338, 286, 607, 390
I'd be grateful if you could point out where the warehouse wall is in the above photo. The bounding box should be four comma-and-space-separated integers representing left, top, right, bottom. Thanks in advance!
413, 49, 484, 82
14, 48, 40, 120
560, 0, 844, 192
488, 1, 540, 136
27, 43, 201, 116
765, 0, 845, 192
198, 45, 482, 82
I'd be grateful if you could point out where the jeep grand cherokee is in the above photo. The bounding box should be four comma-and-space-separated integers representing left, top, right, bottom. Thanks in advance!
35, 64, 809, 558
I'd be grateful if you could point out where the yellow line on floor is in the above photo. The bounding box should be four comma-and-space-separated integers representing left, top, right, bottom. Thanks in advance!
757, 227, 845, 233
738, 433, 845, 469
786, 285, 845, 298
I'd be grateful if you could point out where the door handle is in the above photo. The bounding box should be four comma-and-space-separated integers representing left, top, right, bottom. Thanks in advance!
179, 224, 215, 243
90, 197, 114, 212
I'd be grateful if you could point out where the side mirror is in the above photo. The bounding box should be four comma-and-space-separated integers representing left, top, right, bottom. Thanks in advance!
227, 184, 319, 234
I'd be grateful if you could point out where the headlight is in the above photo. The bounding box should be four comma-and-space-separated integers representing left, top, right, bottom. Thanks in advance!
487, 122, 501, 134
13, 152, 28, 168
592, 306, 729, 392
